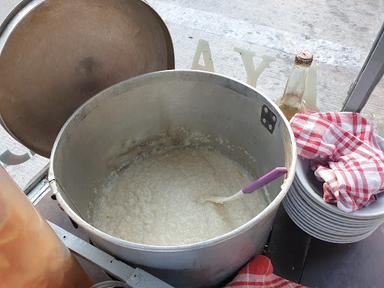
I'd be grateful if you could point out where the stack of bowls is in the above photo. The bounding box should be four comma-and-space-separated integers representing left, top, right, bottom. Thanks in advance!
283, 137, 384, 244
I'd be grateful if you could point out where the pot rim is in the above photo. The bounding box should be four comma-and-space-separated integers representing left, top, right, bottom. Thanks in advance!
49, 69, 297, 252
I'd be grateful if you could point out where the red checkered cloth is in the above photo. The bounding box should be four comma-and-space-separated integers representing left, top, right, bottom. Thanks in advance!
291, 112, 384, 212
226, 255, 304, 288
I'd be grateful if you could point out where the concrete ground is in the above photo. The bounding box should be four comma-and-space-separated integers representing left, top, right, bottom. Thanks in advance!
1, 0, 383, 188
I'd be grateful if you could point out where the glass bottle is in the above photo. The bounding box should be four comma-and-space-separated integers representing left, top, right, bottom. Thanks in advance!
0, 166, 92, 288
277, 51, 313, 120
303, 62, 319, 112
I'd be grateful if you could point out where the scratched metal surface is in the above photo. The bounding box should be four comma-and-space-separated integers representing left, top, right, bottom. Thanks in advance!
35, 182, 384, 287
1, 0, 384, 189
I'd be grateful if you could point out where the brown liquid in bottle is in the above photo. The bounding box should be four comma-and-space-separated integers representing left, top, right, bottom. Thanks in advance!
0, 166, 92, 288
278, 104, 300, 121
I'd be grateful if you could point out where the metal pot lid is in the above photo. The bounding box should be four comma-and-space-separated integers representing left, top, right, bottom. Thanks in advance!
0, 0, 174, 157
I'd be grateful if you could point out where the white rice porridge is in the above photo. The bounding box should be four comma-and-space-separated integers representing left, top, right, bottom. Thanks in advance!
90, 146, 268, 246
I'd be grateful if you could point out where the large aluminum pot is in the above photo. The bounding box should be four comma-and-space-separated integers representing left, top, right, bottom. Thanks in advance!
49, 70, 296, 287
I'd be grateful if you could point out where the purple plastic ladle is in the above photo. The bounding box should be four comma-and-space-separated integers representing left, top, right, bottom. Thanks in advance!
204, 167, 288, 204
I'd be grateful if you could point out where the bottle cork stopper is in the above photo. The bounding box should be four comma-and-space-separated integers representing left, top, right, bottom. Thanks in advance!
294, 51, 313, 66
